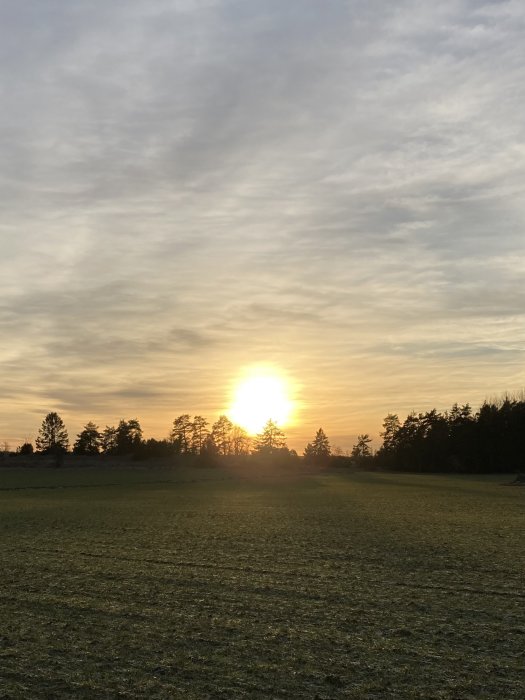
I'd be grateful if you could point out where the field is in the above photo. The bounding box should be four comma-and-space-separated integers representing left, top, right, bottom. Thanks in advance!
1, 466, 524, 699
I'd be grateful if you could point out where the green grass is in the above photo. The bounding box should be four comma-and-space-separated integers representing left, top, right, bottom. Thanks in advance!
1, 467, 524, 698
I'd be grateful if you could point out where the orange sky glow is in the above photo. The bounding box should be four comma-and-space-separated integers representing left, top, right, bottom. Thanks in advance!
1, 2, 524, 452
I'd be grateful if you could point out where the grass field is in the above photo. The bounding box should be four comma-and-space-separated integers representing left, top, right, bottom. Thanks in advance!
1, 466, 524, 699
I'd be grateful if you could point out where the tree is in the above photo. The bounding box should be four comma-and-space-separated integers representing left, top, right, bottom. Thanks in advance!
380, 414, 400, 451
210, 416, 250, 456
303, 428, 331, 466
101, 425, 118, 454
211, 415, 234, 455
447, 403, 475, 471
170, 414, 192, 454
351, 434, 372, 461
73, 422, 102, 455
138, 438, 173, 459
35, 412, 69, 456
115, 418, 143, 454
253, 419, 287, 455
374, 394, 525, 474
190, 415, 209, 454
17, 442, 34, 455
231, 425, 250, 455
201, 434, 218, 456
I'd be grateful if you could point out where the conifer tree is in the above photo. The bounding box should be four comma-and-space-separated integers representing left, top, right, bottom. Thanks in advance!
170, 414, 193, 454
351, 434, 372, 461
190, 415, 209, 454
253, 419, 287, 454
303, 427, 331, 465
73, 422, 102, 455
211, 415, 234, 455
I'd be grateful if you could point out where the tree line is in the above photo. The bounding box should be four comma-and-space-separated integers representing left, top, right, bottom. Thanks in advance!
18, 412, 339, 467
375, 395, 525, 473
11, 392, 525, 472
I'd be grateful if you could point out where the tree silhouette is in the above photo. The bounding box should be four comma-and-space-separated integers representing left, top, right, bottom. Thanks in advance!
351, 434, 372, 461
253, 419, 287, 455
101, 425, 118, 454
211, 415, 234, 455
116, 419, 143, 454
73, 422, 102, 455
170, 414, 192, 454
304, 427, 331, 465
231, 425, 250, 455
380, 414, 400, 451
17, 442, 34, 455
36, 412, 69, 458
210, 416, 250, 456
374, 395, 525, 473
190, 415, 209, 454
447, 403, 475, 471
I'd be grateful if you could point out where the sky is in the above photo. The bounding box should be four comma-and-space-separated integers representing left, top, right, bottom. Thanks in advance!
1, 0, 525, 451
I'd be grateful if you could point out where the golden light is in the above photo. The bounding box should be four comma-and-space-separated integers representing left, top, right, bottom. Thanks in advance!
228, 368, 293, 435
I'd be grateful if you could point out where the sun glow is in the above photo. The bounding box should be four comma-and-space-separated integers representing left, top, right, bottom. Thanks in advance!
228, 369, 293, 435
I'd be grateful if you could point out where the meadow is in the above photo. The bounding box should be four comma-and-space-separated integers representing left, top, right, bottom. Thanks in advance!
0, 465, 523, 699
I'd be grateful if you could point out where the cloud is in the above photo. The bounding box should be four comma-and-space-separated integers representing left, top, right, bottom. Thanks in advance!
1, 0, 524, 448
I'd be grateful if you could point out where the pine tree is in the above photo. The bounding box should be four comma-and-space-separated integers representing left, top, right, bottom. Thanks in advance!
253, 419, 287, 454
351, 434, 372, 460
73, 422, 102, 455
101, 425, 118, 454
380, 414, 400, 451
115, 419, 143, 454
190, 415, 209, 454
170, 414, 192, 454
303, 427, 331, 465
211, 415, 234, 455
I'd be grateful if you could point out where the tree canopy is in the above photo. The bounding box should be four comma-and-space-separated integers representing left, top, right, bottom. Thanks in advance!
73, 422, 102, 455
35, 412, 69, 456
304, 428, 331, 466
253, 419, 287, 455
15, 393, 525, 474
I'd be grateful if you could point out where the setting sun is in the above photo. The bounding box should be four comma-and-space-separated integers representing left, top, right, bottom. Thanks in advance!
228, 369, 293, 435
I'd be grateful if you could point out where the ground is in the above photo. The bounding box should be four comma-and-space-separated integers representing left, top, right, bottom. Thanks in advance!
0, 465, 524, 698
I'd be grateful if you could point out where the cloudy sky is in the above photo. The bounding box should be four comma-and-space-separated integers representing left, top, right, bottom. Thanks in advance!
2, 0, 525, 450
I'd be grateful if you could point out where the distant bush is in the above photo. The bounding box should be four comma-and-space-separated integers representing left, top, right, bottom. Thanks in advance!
17, 442, 34, 455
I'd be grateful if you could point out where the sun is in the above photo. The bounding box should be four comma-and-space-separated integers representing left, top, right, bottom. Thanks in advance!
228, 368, 293, 435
